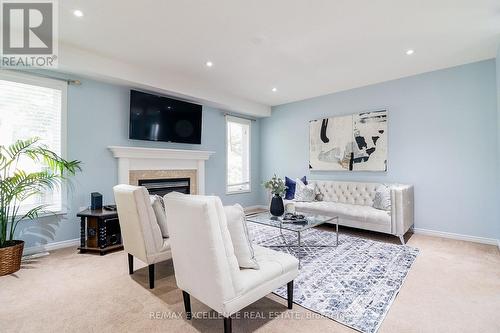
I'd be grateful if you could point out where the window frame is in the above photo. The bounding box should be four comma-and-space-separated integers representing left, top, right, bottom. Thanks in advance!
0, 70, 68, 216
225, 115, 251, 195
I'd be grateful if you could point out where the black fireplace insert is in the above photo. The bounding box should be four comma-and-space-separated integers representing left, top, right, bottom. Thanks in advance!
138, 178, 190, 196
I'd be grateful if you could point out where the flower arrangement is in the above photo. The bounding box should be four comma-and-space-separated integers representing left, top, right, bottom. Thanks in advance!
262, 174, 287, 197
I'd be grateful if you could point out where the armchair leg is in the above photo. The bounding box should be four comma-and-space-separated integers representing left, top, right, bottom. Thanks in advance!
399, 235, 405, 245
182, 291, 192, 320
287, 280, 294, 309
128, 253, 133, 275
148, 264, 155, 289
224, 317, 232, 333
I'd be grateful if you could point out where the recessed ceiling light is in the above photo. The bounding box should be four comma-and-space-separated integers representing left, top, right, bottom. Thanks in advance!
271, 87, 277, 92
73, 10, 84, 17
406, 49, 414, 55
205, 61, 213, 67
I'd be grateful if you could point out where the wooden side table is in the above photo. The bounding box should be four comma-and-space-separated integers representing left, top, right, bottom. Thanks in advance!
77, 208, 123, 255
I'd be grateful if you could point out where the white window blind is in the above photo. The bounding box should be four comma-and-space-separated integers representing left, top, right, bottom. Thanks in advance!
226, 116, 251, 194
0, 72, 67, 214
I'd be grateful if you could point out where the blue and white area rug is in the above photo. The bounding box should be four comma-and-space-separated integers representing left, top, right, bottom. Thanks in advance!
248, 224, 419, 333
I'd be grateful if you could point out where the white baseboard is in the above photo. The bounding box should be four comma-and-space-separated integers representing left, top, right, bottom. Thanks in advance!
413, 228, 499, 246
23, 238, 80, 256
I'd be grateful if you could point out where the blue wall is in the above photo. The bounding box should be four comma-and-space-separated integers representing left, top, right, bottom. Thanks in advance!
14, 58, 500, 248
261, 60, 499, 239
16, 75, 262, 248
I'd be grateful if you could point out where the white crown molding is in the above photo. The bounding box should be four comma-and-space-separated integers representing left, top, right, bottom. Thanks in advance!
108, 146, 215, 160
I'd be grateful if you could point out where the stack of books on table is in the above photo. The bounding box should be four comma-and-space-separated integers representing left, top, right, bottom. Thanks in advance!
279, 214, 307, 224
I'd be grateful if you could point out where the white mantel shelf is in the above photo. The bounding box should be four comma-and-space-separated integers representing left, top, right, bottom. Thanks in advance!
108, 146, 215, 194
108, 146, 215, 160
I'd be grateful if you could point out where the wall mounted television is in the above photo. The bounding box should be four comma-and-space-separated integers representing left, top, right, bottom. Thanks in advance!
129, 90, 202, 144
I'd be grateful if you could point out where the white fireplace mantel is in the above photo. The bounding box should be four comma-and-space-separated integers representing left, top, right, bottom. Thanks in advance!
108, 146, 215, 194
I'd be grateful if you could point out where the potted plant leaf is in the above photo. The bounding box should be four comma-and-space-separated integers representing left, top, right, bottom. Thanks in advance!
262, 174, 287, 216
0, 138, 81, 276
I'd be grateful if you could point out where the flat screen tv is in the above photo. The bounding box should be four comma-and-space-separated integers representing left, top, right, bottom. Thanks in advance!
129, 90, 202, 144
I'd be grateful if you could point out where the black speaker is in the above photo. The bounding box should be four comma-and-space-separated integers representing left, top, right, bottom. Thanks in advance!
107, 233, 121, 246
106, 219, 122, 246
91, 192, 103, 210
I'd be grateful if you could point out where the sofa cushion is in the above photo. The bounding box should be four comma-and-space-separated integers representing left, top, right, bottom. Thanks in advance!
150, 195, 169, 238
285, 176, 307, 200
373, 184, 391, 211
223, 204, 259, 269
294, 178, 316, 201
287, 200, 391, 226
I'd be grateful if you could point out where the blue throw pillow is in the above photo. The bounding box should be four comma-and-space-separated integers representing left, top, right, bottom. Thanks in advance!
285, 176, 307, 200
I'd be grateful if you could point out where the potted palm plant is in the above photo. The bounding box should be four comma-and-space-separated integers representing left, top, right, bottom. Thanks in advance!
0, 138, 81, 276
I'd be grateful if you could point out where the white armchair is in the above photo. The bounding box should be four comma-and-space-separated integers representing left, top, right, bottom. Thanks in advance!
164, 194, 299, 333
113, 184, 171, 289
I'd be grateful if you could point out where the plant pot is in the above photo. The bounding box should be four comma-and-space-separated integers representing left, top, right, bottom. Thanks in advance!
270, 194, 285, 216
0, 240, 24, 276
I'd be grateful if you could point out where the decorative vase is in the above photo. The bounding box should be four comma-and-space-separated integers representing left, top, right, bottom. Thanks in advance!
270, 194, 285, 216
0, 240, 24, 276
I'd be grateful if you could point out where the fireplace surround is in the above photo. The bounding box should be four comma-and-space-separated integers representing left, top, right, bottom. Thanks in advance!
108, 146, 214, 195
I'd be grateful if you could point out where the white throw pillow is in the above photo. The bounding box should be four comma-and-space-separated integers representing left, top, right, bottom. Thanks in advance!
150, 195, 169, 238
223, 204, 259, 269
294, 178, 316, 202
373, 185, 391, 211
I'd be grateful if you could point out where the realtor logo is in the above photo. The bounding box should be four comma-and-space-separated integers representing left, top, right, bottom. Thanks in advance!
1, 0, 58, 67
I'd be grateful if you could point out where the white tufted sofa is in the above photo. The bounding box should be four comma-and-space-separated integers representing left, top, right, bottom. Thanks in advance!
284, 180, 414, 244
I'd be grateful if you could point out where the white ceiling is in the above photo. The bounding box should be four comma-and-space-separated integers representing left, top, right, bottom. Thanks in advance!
58, 0, 500, 117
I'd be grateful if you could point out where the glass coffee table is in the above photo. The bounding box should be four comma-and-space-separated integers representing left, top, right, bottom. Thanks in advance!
246, 212, 338, 267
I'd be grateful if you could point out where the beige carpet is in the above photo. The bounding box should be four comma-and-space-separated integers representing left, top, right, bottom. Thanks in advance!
2, 229, 500, 333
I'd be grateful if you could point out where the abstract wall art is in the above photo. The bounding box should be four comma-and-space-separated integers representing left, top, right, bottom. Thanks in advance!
309, 110, 387, 171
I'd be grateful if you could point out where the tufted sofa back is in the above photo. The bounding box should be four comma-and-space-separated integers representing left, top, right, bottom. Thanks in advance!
310, 180, 382, 207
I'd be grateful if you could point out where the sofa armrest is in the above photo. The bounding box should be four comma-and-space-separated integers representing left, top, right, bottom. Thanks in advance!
390, 185, 414, 236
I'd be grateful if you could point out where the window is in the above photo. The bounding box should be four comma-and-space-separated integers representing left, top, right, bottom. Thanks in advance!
226, 116, 251, 194
0, 71, 67, 214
